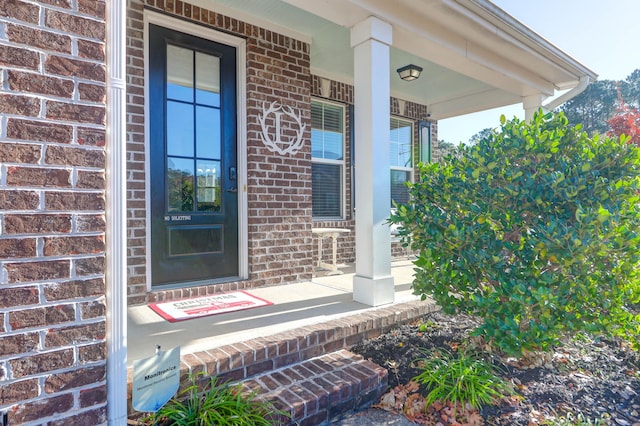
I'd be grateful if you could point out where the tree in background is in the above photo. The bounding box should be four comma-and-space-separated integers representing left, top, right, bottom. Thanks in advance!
468, 128, 494, 145
558, 69, 640, 136
607, 91, 640, 146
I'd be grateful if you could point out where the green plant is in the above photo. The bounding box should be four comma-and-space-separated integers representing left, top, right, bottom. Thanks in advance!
411, 348, 512, 409
391, 110, 640, 356
142, 373, 289, 425
542, 412, 609, 425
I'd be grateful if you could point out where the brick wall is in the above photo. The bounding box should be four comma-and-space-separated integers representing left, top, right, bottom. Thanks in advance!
0, 1, 108, 424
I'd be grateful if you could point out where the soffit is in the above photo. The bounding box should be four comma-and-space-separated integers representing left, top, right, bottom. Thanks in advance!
193, 0, 596, 119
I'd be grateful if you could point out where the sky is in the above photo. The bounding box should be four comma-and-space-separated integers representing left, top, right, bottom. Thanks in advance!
438, 0, 640, 144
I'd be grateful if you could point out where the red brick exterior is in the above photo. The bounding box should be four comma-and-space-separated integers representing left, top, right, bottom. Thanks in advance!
125, 1, 437, 305
0, 1, 107, 424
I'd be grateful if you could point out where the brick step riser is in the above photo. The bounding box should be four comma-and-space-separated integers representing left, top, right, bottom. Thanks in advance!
239, 350, 388, 426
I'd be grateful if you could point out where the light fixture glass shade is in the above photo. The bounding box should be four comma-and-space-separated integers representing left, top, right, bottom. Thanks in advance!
397, 64, 423, 81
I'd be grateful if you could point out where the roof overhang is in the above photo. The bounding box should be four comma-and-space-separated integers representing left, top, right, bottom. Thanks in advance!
191, 0, 597, 119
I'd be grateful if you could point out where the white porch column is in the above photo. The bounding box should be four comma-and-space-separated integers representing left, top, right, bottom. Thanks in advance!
350, 17, 395, 306
523, 93, 545, 122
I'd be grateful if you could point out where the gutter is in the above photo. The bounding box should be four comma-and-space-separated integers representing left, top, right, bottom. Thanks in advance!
543, 75, 591, 111
106, 0, 128, 424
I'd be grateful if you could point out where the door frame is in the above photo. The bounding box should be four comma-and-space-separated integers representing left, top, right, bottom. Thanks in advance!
143, 11, 248, 291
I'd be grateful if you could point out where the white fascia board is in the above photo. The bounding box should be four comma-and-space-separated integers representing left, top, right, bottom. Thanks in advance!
462, 0, 597, 81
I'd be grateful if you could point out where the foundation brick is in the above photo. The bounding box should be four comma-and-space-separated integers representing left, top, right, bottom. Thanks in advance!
43, 235, 105, 256
78, 384, 108, 408
74, 255, 105, 276
0, 0, 39, 24
6, 166, 71, 188
77, 39, 106, 61
4, 214, 72, 234
45, 192, 105, 211
45, 55, 106, 83
0, 190, 39, 210
0, 94, 40, 116
78, 82, 106, 102
5, 25, 72, 56
48, 406, 107, 425
0, 378, 39, 405
8, 70, 74, 98
5, 260, 70, 283
45, 365, 106, 392
76, 214, 106, 232
46, 145, 105, 168
6, 118, 73, 144
78, 0, 106, 20
77, 127, 106, 146
0, 332, 39, 356
44, 278, 105, 301
9, 304, 76, 330
44, 321, 105, 347
0, 238, 36, 258
80, 299, 106, 319
46, 100, 106, 125
9, 393, 74, 424
0, 44, 39, 70
0, 286, 39, 309
39, 0, 72, 8
45, 9, 105, 39
78, 342, 106, 364
0, 142, 41, 164
9, 348, 75, 377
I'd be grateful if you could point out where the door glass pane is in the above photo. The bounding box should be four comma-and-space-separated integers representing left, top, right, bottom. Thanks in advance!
167, 157, 194, 212
196, 106, 220, 159
167, 45, 193, 102
196, 160, 221, 212
196, 52, 220, 107
167, 101, 194, 157
312, 163, 342, 217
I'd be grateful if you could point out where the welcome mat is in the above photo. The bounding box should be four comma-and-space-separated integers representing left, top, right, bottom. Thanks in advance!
149, 291, 273, 322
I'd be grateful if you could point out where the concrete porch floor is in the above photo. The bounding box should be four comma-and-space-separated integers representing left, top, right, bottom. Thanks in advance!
127, 258, 421, 365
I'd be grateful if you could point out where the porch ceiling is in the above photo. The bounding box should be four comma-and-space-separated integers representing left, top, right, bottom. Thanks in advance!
193, 0, 597, 119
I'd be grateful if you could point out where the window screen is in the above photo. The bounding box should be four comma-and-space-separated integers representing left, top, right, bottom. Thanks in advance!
311, 100, 345, 218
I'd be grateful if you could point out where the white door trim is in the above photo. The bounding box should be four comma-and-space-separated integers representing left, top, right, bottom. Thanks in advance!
143, 10, 249, 291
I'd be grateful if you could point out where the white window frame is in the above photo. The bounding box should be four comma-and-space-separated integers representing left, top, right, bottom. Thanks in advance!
390, 116, 414, 205
311, 98, 346, 220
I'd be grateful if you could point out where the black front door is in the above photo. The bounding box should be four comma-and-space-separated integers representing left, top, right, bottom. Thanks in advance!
149, 25, 238, 287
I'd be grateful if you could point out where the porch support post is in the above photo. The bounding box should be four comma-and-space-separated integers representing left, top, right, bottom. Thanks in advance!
523, 93, 544, 122
350, 17, 394, 306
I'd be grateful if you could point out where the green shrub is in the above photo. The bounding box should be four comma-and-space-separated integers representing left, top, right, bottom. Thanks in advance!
391, 111, 640, 356
142, 373, 288, 425
412, 349, 512, 409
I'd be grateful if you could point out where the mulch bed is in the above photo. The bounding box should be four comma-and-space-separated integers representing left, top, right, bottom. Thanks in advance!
351, 311, 640, 425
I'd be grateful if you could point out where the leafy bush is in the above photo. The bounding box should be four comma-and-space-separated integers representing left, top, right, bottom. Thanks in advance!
412, 349, 512, 409
391, 111, 640, 356
142, 373, 288, 425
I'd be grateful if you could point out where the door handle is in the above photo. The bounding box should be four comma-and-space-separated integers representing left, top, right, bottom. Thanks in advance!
226, 188, 237, 193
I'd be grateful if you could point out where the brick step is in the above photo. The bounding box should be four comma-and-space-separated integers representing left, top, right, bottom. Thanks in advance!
238, 349, 388, 426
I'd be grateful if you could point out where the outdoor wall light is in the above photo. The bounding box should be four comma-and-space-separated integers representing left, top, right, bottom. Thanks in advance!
397, 64, 423, 81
